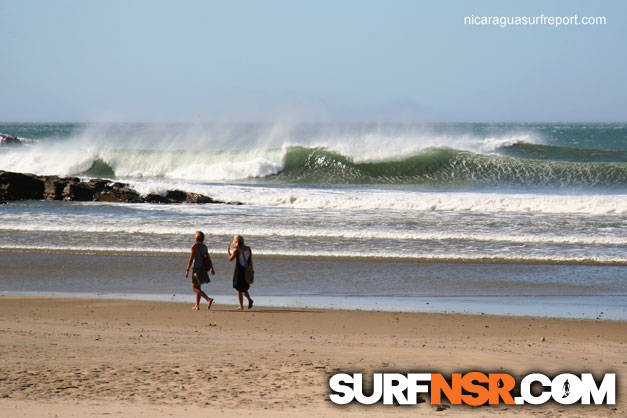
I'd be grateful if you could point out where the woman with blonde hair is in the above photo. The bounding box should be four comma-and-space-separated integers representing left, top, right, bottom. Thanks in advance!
227, 234, 254, 310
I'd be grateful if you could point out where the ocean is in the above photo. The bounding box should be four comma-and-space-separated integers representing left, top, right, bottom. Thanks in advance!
1, 122, 625, 319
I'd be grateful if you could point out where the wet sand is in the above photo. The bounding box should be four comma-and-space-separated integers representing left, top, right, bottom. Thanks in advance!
1, 250, 624, 319
0, 296, 624, 416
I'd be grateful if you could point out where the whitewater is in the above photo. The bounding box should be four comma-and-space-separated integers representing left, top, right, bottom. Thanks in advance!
0, 122, 625, 318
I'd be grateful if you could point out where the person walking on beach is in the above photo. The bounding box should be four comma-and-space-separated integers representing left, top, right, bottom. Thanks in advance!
227, 234, 254, 310
185, 231, 215, 310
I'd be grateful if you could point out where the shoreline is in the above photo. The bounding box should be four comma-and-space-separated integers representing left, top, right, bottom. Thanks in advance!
0, 296, 624, 416
1, 246, 625, 266
1, 250, 625, 321
1, 290, 625, 321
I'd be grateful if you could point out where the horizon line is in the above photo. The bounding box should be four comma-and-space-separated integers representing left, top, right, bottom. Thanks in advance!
1, 120, 626, 125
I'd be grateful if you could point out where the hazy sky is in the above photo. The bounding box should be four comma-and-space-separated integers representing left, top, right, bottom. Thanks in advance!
1, 0, 625, 122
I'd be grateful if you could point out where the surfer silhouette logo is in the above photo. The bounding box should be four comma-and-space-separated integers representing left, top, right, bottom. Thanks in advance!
562, 379, 570, 398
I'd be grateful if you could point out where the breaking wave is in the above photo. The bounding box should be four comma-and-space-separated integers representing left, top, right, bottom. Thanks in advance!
273, 146, 626, 186
0, 122, 625, 187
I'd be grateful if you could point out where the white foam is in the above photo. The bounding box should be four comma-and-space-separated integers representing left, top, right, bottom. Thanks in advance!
0, 122, 542, 181
1, 244, 624, 265
166, 184, 627, 215
2, 222, 625, 246
479, 134, 536, 152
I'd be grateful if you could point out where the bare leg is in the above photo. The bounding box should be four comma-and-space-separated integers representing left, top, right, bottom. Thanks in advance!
244, 292, 254, 309
192, 285, 201, 310
199, 289, 210, 302
193, 285, 213, 310
237, 291, 244, 310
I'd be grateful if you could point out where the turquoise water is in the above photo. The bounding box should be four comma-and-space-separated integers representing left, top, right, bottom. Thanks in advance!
0, 122, 625, 318
1, 122, 626, 187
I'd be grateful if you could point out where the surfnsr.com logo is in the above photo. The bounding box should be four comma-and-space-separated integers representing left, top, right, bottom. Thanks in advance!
329, 372, 616, 406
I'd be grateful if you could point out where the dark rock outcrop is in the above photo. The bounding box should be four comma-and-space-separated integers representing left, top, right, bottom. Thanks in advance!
0, 171, 44, 200
0, 133, 37, 147
144, 193, 171, 204
42, 176, 79, 200
165, 189, 219, 203
0, 134, 23, 147
87, 179, 111, 192
144, 190, 221, 204
42, 176, 64, 200
0, 170, 233, 205
165, 189, 188, 202
185, 192, 218, 204
93, 184, 142, 203
63, 182, 96, 201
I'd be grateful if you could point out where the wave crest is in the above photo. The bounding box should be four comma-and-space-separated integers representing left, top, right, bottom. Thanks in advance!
274, 146, 627, 186
1, 134, 625, 187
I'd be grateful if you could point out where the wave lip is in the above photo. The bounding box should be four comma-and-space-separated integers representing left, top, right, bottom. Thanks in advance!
1, 126, 625, 187
64, 145, 627, 187
271, 146, 627, 187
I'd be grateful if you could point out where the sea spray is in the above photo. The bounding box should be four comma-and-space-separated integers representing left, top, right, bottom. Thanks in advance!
1, 122, 626, 319
2, 143, 626, 187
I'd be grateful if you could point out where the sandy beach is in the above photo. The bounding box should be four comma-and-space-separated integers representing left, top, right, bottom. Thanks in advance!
2, 0, 626, 416
0, 296, 624, 417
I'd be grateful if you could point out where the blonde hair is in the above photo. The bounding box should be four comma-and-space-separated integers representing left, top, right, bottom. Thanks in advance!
231, 234, 245, 249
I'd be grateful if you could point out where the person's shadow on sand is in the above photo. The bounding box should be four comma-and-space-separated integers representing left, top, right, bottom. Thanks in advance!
223, 308, 322, 314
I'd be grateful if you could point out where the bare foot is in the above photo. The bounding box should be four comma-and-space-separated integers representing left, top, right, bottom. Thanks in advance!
248, 299, 254, 309
236, 306, 244, 310
192, 305, 199, 311
207, 298, 213, 310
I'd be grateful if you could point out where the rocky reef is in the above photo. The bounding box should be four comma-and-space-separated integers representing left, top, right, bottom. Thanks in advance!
0, 133, 38, 147
0, 171, 240, 205
0, 133, 25, 147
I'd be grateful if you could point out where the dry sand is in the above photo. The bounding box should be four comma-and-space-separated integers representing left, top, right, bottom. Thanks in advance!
0, 296, 624, 417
